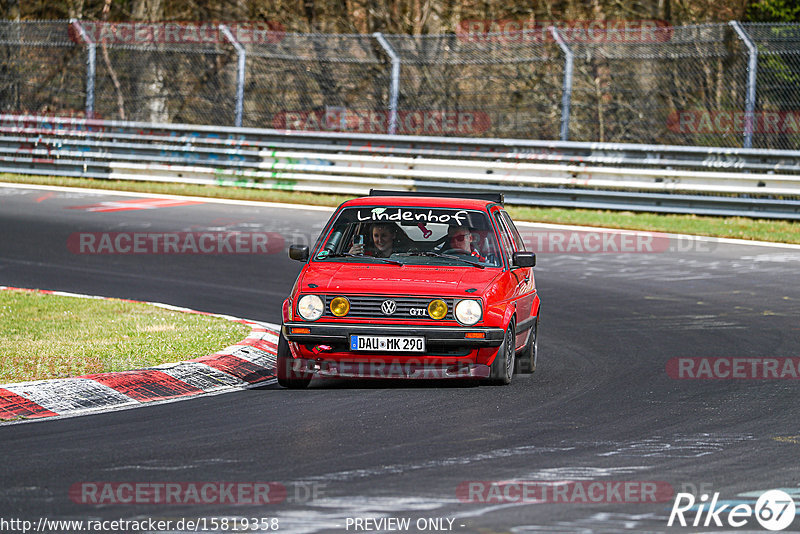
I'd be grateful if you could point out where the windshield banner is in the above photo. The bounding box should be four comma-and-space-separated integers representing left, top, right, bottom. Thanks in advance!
339, 207, 488, 229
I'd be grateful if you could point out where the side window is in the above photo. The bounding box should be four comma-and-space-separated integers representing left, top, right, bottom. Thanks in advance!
493, 213, 515, 266
500, 211, 526, 252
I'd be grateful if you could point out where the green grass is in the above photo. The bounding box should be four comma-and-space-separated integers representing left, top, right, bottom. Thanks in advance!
2, 173, 799, 244
0, 289, 251, 384
505, 206, 800, 244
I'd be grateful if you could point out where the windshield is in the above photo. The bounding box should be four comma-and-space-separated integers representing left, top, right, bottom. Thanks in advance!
314, 206, 503, 267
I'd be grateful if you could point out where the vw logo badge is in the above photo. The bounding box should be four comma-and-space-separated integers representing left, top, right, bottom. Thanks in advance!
381, 300, 397, 315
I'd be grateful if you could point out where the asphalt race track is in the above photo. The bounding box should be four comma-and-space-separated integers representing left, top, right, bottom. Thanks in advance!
2, 183, 800, 533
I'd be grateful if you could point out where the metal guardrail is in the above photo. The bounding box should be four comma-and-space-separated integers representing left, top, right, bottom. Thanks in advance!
1, 114, 800, 219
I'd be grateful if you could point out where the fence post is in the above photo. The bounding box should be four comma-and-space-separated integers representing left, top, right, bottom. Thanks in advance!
373, 32, 400, 135
550, 26, 573, 142
220, 24, 246, 127
69, 19, 96, 118
730, 21, 758, 149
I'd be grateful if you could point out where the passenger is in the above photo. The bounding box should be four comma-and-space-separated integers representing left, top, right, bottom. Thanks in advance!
349, 222, 399, 258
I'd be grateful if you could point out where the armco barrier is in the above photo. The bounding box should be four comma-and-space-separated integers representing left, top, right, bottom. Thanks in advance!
1, 114, 800, 219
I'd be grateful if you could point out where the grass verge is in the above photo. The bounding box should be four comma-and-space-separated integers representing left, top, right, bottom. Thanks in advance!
2, 173, 799, 244
0, 289, 251, 384
505, 206, 800, 244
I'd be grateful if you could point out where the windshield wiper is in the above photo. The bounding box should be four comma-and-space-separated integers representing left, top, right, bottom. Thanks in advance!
407, 251, 485, 269
324, 252, 405, 266
373, 257, 405, 266
323, 251, 360, 258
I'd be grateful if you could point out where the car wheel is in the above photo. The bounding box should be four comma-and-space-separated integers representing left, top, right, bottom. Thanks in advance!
276, 329, 312, 389
515, 317, 538, 375
488, 320, 515, 385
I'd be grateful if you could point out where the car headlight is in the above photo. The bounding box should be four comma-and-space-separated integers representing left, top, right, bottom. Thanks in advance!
297, 294, 324, 321
428, 299, 448, 320
455, 299, 482, 325
329, 296, 350, 317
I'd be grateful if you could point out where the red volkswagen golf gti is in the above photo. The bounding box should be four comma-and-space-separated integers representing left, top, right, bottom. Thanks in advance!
278, 191, 540, 388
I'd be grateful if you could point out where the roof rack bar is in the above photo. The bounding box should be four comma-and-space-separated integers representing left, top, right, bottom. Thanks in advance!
368, 189, 504, 204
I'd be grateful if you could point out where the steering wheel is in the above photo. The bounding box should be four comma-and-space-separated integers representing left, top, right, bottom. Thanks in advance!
442, 248, 471, 255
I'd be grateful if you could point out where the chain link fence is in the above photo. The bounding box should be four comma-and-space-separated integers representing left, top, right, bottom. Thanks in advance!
741, 23, 800, 150
0, 21, 87, 118
564, 24, 749, 147
381, 33, 563, 140
246, 33, 389, 131
2, 20, 800, 149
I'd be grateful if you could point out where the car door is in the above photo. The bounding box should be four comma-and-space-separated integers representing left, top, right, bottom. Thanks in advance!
495, 210, 536, 346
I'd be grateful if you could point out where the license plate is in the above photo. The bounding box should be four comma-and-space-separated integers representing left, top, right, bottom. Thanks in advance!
349, 335, 425, 352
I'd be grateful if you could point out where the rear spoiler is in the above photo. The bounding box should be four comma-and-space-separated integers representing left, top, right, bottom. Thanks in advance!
369, 189, 504, 205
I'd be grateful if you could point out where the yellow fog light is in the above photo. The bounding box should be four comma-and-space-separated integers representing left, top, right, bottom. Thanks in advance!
427, 299, 448, 320
330, 296, 350, 317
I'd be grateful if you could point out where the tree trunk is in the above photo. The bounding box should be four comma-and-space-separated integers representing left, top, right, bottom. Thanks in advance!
131, 0, 168, 123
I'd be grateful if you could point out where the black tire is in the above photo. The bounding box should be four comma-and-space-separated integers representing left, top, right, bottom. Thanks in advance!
276, 329, 312, 389
488, 321, 515, 385
515, 318, 538, 375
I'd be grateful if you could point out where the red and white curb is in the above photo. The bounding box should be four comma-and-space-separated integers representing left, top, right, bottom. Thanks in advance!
0, 287, 279, 424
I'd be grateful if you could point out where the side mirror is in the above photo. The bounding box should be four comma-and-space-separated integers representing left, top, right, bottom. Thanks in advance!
512, 251, 536, 268
288, 245, 309, 262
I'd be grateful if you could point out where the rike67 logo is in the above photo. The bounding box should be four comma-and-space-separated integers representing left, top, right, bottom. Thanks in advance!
669, 490, 796, 531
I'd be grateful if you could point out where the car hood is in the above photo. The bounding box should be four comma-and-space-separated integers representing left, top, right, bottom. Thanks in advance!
298, 263, 501, 296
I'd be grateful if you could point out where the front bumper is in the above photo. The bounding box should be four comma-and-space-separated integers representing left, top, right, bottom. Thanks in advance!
282, 322, 505, 348
287, 358, 491, 379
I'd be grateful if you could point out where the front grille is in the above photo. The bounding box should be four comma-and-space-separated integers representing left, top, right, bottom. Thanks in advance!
323, 295, 455, 320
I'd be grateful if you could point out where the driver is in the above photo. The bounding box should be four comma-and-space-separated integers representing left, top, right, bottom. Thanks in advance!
447, 226, 486, 261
